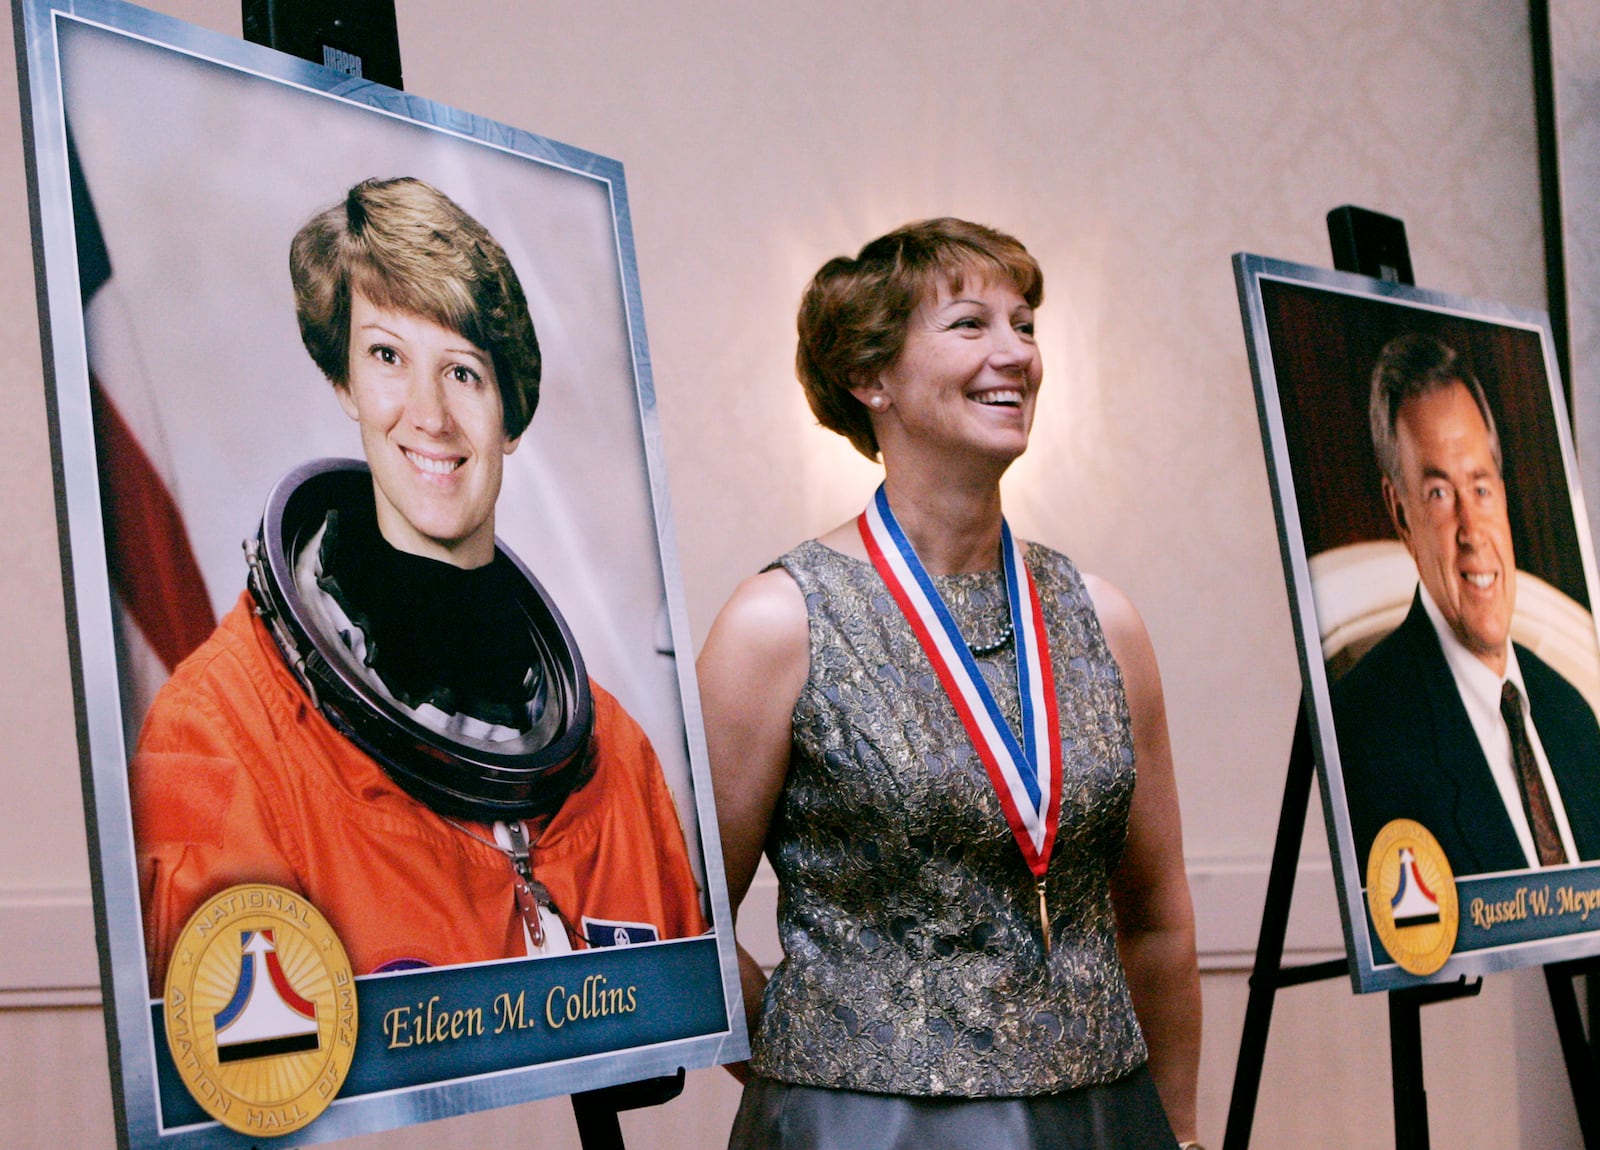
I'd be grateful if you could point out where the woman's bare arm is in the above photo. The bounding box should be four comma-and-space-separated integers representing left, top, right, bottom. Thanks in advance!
698, 566, 811, 1080
1086, 573, 1201, 1144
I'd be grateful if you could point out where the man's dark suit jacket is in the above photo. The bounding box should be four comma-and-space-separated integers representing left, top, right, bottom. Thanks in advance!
1332, 591, 1600, 876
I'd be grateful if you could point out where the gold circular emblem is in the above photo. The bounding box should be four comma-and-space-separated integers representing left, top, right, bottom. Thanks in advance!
163, 884, 357, 1136
1366, 819, 1459, 975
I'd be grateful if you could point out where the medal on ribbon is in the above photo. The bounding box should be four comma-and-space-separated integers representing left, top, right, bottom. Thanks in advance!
859, 484, 1063, 952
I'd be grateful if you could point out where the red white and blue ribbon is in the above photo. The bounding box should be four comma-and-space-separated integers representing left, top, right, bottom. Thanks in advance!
859, 485, 1062, 877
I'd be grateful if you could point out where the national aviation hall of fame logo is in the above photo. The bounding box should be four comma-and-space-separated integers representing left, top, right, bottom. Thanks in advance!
1366, 818, 1459, 975
163, 884, 357, 1136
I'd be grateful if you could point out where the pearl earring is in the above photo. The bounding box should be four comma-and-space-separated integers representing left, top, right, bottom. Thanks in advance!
870, 395, 886, 410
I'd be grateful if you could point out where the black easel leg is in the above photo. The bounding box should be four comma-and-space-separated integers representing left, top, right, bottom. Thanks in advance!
569, 1071, 685, 1150
1545, 964, 1600, 1149
571, 1092, 625, 1150
1590, 971, 1599, 1059
1222, 707, 1316, 1150
1389, 992, 1429, 1150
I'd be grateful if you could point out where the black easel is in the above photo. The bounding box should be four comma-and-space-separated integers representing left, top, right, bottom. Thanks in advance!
571, 1071, 687, 1150
1546, 962, 1600, 1144
1220, 703, 1600, 1149
1218, 704, 1480, 1150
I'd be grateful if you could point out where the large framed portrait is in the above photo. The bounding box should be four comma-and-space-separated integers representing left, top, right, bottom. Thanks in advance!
1237, 253, 1600, 993
15, 0, 746, 1144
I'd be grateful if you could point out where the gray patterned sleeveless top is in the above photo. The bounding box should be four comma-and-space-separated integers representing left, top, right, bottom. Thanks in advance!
748, 540, 1147, 1096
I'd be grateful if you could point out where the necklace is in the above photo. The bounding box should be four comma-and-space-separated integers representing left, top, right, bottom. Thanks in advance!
965, 617, 1014, 658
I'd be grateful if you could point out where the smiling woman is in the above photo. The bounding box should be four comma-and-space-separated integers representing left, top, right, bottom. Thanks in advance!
702, 219, 1201, 1148
291, 177, 538, 571
337, 295, 517, 568
858, 276, 1041, 474
130, 177, 707, 991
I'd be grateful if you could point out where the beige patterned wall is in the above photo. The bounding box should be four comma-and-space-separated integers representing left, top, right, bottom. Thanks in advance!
1554, 0, 1600, 546
0, 1, 1582, 1146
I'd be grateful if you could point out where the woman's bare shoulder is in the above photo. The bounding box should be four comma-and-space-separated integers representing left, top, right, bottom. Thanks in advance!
703, 564, 809, 673
1080, 570, 1140, 631
1077, 570, 1154, 665
1078, 572, 1165, 714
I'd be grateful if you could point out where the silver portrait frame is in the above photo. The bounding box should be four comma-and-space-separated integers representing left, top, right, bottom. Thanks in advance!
1236, 252, 1600, 993
14, 0, 746, 1144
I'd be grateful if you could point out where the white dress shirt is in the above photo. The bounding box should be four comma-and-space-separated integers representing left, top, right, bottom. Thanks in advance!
1420, 584, 1579, 869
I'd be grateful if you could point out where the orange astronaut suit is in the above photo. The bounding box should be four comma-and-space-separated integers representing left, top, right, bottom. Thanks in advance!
133, 593, 707, 994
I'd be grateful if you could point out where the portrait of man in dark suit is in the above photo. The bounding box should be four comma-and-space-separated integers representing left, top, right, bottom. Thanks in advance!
1333, 333, 1600, 877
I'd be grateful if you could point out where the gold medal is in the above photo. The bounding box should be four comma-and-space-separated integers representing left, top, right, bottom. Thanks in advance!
1037, 878, 1051, 955
164, 884, 357, 1137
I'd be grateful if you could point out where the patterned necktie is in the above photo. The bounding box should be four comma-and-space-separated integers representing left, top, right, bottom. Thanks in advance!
1500, 681, 1567, 867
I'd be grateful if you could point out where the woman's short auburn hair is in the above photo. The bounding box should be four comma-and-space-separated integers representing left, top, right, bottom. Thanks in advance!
796, 217, 1043, 460
290, 177, 542, 440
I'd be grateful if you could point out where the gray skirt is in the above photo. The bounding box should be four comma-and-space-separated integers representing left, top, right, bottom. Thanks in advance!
727, 1065, 1176, 1150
